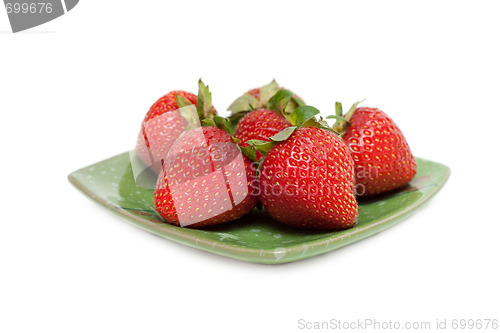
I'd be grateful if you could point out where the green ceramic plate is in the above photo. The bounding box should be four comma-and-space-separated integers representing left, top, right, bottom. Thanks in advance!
68, 153, 450, 264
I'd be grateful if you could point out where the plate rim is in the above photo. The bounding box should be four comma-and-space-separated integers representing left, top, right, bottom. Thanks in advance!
68, 153, 450, 264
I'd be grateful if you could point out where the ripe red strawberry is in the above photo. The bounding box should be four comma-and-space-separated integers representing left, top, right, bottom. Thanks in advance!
154, 126, 258, 228
231, 89, 309, 161
234, 109, 291, 143
233, 109, 291, 161
135, 80, 216, 173
251, 106, 358, 230
333, 103, 417, 196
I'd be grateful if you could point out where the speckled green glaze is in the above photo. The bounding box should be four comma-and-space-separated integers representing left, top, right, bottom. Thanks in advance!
68, 152, 450, 264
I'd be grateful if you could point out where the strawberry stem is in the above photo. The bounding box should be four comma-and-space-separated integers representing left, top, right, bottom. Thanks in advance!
331, 99, 365, 133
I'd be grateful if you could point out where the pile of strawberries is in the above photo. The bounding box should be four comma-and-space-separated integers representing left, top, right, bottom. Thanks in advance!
135, 80, 417, 231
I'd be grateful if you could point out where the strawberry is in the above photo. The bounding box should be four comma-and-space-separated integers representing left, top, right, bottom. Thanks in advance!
331, 102, 417, 196
135, 79, 216, 173
232, 89, 310, 161
227, 79, 304, 116
248, 106, 358, 230
154, 126, 258, 228
233, 109, 291, 144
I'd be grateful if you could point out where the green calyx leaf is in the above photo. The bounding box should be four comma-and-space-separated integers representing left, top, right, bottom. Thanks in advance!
214, 115, 234, 135
196, 79, 215, 120
344, 99, 365, 122
292, 110, 341, 135
266, 91, 311, 124
326, 114, 347, 121
240, 122, 300, 162
202, 115, 236, 136
267, 87, 305, 116
177, 95, 199, 132
239, 145, 257, 162
283, 94, 305, 115
316, 116, 330, 128
227, 80, 279, 115
226, 110, 251, 133
240, 145, 265, 171
227, 94, 259, 115
292, 95, 305, 107
258, 79, 280, 104
241, 125, 300, 161
175, 94, 194, 108
201, 118, 216, 127
228, 110, 251, 126
288, 105, 320, 126
246, 139, 276, 156
301, 117, 337, 133
227, 80, 304, 117
267, 89, 294, 117
269, 126, 298, 142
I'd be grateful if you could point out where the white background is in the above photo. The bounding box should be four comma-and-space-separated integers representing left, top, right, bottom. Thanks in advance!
1, 1, 499, 332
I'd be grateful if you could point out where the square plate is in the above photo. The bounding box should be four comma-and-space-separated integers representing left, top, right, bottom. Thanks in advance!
68, 153, 450, 264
